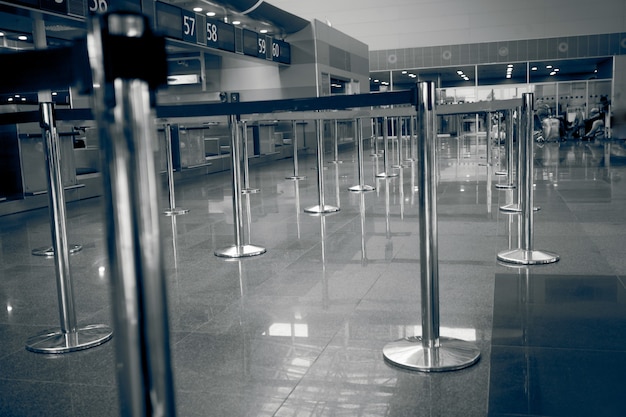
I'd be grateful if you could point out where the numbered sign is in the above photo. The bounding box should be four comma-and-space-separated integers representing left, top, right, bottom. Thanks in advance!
272, 39, 291, 64
206, 19, 235, 52
181, 10, 197, 43
88, 0, 109, 13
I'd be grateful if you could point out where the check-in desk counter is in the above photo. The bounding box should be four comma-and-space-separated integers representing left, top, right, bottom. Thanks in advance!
156, 121, 232, 176
0, 122, 78, 198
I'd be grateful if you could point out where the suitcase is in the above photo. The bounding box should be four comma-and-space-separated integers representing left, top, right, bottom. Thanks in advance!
541, 117, 561, 141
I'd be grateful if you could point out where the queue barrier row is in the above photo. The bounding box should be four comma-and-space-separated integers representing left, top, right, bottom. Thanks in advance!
0, 9, 563, 416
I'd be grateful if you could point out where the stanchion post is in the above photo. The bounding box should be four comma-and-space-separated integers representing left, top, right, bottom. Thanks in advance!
370, 117, 380, 157
382, 81, 481, 372
329, 119, 342, 164
240, 120, 259, 194
215, 115, 266, 257
495, 109, 516, 189
349, 118, 375, 192
163, 123, 189, 216
497, 93, 559, 265
286, 120, 306, 180
376, 116, 398, 179
87, 12, 176, 416
304, 119, 339, 214
26, 102, 113, 354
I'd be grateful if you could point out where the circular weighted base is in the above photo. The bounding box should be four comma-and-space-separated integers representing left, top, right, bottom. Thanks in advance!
215, 244, 266, 258
304, 204, 340, 214
497, 248, 559, 265
383, 336, 481, 372
286, 175, 306, 180
349, 184, 376, 192
32, 244, 82, 257
328, 160, 343, 164
495, 170, 507, 176
164, 208, 189, 216
376, 172, 398, 179
495, 183, 516, 190
26, 324, 113, 354
241, 188, 260, 194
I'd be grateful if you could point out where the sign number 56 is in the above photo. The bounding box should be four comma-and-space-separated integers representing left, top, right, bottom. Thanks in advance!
88, 0, 108, 13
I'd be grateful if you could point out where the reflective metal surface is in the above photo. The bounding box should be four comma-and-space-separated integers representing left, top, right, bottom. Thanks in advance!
304, 119, 339, 214
497, 93, 559, 266
383, 336, 481, 372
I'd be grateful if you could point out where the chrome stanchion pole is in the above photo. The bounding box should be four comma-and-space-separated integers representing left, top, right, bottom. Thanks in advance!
240, 120, 259, 194
376, 116, 398, 179
26, 102, 113, 354
495, 110, 516, 189
163, 123, 189, 216
86, 12, 175, 416
501, 107, 540, 214
495, 112, 507, 176
329, 119, 342, 164
497, 93, 559, 265
349, 118, 375, 192
216, 115, 266, 257
370, 117, 381, 157
305, 119, 339, 214
383, 82, 481, 372
286, 120, 306, 180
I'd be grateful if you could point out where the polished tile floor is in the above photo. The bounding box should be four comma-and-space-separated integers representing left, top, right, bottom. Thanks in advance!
1, 135, 625, 417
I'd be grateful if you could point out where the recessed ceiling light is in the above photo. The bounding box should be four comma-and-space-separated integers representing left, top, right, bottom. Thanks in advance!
531, 66, 538, 71
374, 79, 379, 83
193, 7, 202, 12
260, 29, 268, 33
18, 35, 27, 41
507, 64, 513, 68
546, 65, 553, 69
549, 71, 556, 76
0, 32, 4, 37
457, 70, 464, 75
402, 70, 407, 74
206, 11, 216, 16
232, 20, 241, 25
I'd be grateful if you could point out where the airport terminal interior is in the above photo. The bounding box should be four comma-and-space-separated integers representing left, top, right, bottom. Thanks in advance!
1, 1, 625, 416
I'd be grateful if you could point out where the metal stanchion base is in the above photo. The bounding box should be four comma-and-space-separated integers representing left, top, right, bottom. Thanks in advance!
495, 170, 508, 176
241, 188, 260, 194
383, 336, 481, 372
26, 324, 113, 354
32, 244, 82, 257
376, 172, 398, 179
304, 204, 340, 214
328, 160, 343, 164
164, 208, 189, 216
497, 248, 559, 265
499, 203, 540, 213
286, 175, 306, 180
349, 184, 376, 192
392, 164, 408, 169
215, 244, 266, 258
495, 183, 516, 190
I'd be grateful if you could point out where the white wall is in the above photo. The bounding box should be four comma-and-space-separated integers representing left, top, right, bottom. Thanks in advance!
268, 0, 626, 50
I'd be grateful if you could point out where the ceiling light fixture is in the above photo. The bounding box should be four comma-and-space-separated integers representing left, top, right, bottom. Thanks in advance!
206, 11, 216, 16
